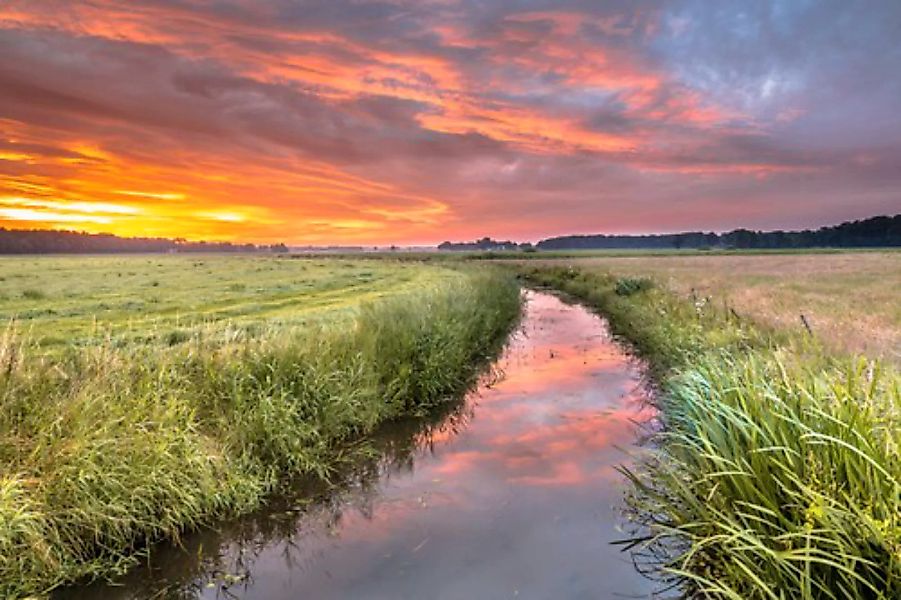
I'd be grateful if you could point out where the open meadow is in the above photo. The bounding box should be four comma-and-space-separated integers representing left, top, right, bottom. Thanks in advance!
506, 250, 901, 363
0, 250, 898, 599
0, 255, 453, 348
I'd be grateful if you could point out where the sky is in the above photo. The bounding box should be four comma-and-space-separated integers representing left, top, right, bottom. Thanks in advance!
0, 1, 899, 245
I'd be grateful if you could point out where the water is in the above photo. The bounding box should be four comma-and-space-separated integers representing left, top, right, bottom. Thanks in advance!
59, 291, 657, 599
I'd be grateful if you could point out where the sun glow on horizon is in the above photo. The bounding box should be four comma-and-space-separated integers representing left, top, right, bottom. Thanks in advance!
0, 2, 898, 244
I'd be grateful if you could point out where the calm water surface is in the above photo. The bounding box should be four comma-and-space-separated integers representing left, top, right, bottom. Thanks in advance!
60, 291, 656, 599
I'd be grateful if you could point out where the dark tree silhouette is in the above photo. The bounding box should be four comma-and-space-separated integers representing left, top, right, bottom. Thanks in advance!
534, 214, 900, 251
0, 228, 289, 254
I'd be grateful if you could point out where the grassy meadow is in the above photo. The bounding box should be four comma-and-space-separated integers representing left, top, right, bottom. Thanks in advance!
0, 250, 898, 598
508, 250, 901, 363
0, 255, 448, 348
518, 260, 899, 599
0, 255, 521, 596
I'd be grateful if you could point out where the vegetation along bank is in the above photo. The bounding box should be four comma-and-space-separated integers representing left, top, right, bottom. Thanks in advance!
519, 264, 899, 599
0, 258, 521, 596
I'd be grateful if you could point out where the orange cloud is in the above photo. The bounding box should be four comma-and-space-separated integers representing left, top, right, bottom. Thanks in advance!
0, 1, 853, 244
0, 118, 450, 242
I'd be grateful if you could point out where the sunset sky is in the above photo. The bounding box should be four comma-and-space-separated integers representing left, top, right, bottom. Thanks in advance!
1, 1, 899, 245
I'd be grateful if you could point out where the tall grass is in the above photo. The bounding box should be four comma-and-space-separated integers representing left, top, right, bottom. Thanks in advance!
0, 268, 520, 597
519, 266, 899, 599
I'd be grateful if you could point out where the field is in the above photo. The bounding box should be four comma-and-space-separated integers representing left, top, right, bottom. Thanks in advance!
0, 255, 521, 596
1, 250, 898, 598
507, 250, 901, 363
0, 255, 449, 347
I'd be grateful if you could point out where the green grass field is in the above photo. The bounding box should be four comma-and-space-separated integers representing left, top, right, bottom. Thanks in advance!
0, 255, 453, 348
0, 256, 521, 596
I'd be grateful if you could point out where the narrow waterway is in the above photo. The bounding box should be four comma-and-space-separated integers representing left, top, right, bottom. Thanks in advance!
60, 291, 657, 599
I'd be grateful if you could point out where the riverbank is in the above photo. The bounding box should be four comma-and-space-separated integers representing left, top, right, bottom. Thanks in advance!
507, 251, 901, 363
0, 262, 520, 597
56, 290, 656, 599
519, 265, 899, 599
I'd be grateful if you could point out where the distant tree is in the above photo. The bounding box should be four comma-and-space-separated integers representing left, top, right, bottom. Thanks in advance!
437, 237, 522, 252
0, 228, 290, 254
535, 215, 900, 251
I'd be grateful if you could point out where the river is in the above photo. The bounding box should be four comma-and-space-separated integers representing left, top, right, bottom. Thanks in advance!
59, 290, 657, 599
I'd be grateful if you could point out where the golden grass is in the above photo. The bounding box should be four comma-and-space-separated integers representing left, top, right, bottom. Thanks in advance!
518, 251, 901, 363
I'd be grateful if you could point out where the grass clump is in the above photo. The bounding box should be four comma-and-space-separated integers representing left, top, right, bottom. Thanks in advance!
519, 265, 899, 599
164, 328, 191, 346
614, 276, 654, 296
0, 267, 520, 597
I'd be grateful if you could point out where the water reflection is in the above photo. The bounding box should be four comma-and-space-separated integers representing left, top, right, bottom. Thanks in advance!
59, 291, 657, 599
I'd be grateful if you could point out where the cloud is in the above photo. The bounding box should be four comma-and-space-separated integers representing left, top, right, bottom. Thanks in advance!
0, 0, 898, 243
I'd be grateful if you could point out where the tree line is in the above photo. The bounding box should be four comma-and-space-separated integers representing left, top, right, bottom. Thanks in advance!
536, 214, 899, 250
437, 214, 900, 252
0, 228, 288, 254
437, 237, 526, 251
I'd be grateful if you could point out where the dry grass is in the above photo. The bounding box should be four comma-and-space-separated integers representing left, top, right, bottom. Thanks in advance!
518, 251, 901, 363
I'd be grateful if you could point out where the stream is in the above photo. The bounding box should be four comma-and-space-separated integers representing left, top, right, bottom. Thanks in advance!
59, 290, 657, 599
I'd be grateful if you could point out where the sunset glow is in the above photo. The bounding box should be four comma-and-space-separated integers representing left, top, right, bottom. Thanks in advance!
1, 1, 899, 244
